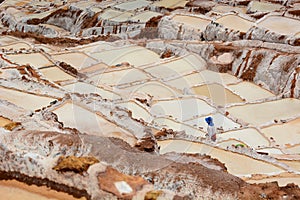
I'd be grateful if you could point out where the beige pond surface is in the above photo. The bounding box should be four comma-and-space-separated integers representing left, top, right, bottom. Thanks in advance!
215, 14, 254, 33
257, 16, 300, 36
90, 46, 160, 67
114, 0, 151, 11
212, 5, 247, 14
117, 101, 152, 123
150, 98, 215, 121
280, 160, 300, 172
63, 82, 121, 100
145, 54, 206, 79
78, 63, 108, 74
122, 81, 180, 100
0, 42, 31, 50
0, 180, 84, 200
0, 87, 55, 111
153, 118, 206, 137
6, 53, 53, 68
153, 0, 188, 9
158, 140, 285, 176
166, 70, 239, 91
172, 15, 211, 30
51, 52, 98, 70
219, 128, 269, 148
130, 11, 162, 23
40, 67, 75, 82
89, 68, 150, 87
228, 82, 274, 102
53, 103, 136, 145
0, 36, 19, 45
192, 83, 244, 106
248, 1, 283, 13
261, 118, 300, 146
227, 98, 300, 126
184, 112, 240, 132
286, 144, 300, 154
0, 116, 12, 127
99, 8, 124, 20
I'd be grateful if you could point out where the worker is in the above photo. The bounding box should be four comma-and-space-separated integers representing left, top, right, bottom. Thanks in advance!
205, 117, 216, 142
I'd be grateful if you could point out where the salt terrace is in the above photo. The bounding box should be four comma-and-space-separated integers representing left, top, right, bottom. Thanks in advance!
0, 0, 300, 199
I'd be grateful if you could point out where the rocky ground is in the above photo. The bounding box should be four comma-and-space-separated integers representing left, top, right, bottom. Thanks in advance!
0, 0, 300, 199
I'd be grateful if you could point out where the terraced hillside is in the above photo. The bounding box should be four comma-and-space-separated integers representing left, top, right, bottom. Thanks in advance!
0, 0, 300, 199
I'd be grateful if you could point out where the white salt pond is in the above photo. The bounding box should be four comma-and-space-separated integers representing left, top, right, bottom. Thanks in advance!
39, 67, 75, 82
63, 82, 121, 100
89, 68, 150, 87
51, 52, 98, 70
0, 87, 55, 111
121, 81, 180, 100
219, 128, 269, 148
257, 16, 300, 36
130, 11, 162, 23
6, 53, 53, 68
153, 0, 189, 9
248, 1, 283, 13
227, 98, 300, 126
117, 101, 152, 123
150, 98, 215, 121
99, 8, 124, 20
158, 140, 285, 177
153, 117, 206, 137
228, 82, 274, 102
90, 46, 160, 67
184, 112, 240, 132
261, 118, 300, 146
172, 15, 211, 30
191, 83, 244, 106
110, 11, 133, 23
53, 102, 137, 145
215, 14, 254, 33
145, 54, 206, 79
114, 0, 151, 11
165, 70, 239, 91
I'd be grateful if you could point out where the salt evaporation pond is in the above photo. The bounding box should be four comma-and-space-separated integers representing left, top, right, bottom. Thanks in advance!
53, 102, 137, 145
192, 83, 244, 106
227, 98, 300, 126
158, 140, 285, 177
0, 87, 55, 111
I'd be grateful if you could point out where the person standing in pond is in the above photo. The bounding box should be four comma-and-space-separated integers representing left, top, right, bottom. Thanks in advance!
205, 117, 216, 142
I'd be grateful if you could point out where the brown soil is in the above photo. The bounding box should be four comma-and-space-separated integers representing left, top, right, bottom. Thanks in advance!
53, 156, 99, 174
98, 167, 148, 199
59, 62, 78, 76
3, 31, 119, 47
241, 53, 264, 81
0, 171, 90, 199
160, 49, 174, 59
